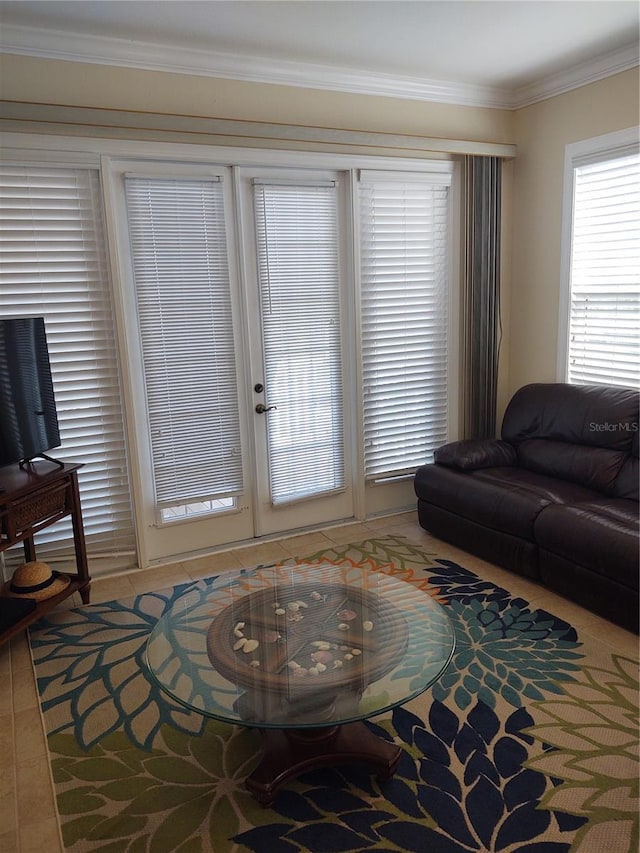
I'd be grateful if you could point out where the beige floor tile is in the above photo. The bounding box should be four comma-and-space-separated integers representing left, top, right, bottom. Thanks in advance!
322, 522, 375, 544
180, 549, 244, 580
16, 755, 58, 825
0, 829, 18, 853
0, 732, 16, 799
19, 817, 63, 853
53, 589, 86, 612
230, 541, 292, 569
87, 573, 138, 605
11, 655, 39, 715
14, 706, 48, 764
278, 531, 334, 556
0, 712, 14, 765
0, 788, 16, 837
0, 644, 12, 717
128, 562, 192, 595
9, 632, 33, 674
362, 511, 415, 530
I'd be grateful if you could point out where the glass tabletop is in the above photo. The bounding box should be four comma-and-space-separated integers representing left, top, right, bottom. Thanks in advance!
145, 562, 455, 729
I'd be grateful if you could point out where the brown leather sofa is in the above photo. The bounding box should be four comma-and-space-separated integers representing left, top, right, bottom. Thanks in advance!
414, 383, 639, 633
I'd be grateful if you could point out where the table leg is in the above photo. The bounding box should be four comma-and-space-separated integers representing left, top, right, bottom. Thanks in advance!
245, 721, 402, 807
23, 535, 37, 563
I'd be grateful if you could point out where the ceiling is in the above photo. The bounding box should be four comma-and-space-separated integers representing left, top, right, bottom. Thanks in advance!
0, 1, 638, 108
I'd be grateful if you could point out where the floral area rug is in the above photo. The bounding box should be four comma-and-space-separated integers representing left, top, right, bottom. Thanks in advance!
29, 536, 639, 853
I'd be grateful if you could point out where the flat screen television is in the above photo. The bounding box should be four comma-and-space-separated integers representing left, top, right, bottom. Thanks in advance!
0, 317, 62, 468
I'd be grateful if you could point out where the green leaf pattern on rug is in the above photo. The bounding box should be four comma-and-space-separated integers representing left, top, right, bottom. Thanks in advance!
304, 535, 442, 574
525, 654, 640, 853
51, 721, 276, 853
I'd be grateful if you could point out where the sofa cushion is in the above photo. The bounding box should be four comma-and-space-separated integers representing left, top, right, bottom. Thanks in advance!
502, 383, 639, 452
434, 439, 517, 471
535, 500, 639, 591
472, 467, 601, 507
413, 464, 600, 541
515, 438, 628, 494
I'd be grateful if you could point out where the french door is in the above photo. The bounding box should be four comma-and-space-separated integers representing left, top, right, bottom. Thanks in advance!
109, 162, 353, 564
238, 168, 354, 536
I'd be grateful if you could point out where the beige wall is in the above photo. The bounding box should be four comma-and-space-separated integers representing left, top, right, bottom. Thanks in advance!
509, 68, 639, 396
0, 54, 513, 144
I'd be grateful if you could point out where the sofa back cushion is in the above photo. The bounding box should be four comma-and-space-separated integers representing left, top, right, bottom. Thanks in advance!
501, 383, 639, 495
516, 439, 628, 494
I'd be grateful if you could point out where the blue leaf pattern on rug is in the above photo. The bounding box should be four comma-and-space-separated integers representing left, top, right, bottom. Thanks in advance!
429, 586, 584, 711
410, 700, 581, 853
30, 580, 223, 750
231, 698, 582, 852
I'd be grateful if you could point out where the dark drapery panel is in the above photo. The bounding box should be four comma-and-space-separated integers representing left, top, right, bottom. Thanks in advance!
462, 156, 502, 439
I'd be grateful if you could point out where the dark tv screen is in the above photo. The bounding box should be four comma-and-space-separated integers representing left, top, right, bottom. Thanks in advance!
0, 317, 61, 467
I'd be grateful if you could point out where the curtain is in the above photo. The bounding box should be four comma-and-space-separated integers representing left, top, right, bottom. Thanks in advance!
462, 156, 502, 439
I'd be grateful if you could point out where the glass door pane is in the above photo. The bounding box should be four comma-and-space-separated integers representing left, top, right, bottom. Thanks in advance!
243, 171, 354, 535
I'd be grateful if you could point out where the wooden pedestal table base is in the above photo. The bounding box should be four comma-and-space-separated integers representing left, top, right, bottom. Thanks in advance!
245, 721, 402, 807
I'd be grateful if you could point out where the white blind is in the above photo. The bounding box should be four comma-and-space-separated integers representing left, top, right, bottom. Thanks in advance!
124, 176, 243, 508
359, 173, 451, 479
568, 152, 640, 388
253, 182, 345, 505
0, 165, 136, 558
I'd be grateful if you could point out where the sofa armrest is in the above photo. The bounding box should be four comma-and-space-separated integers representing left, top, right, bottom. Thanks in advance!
434, 439, 517, 471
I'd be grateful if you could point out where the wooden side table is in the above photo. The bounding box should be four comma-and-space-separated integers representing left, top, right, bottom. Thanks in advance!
0, 460, 90, 645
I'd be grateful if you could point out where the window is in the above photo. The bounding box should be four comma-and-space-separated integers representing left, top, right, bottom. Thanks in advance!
0, 165, 135, 564
124, 175, 244, 522
560, 128, 640, 388
359, 170, 452, 479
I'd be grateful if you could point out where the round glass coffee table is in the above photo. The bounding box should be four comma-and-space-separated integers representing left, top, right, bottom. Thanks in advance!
145, 562, 455, 806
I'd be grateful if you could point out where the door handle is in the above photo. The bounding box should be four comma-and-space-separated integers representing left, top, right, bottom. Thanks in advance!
255, 403, 277, 414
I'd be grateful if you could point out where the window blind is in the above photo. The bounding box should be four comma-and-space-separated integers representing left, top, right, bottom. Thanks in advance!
253, 182, 345, 505
359, 173, 451, 479
124, 176, 243, 511
568, 152, 640, 388
0, 165, 135, 560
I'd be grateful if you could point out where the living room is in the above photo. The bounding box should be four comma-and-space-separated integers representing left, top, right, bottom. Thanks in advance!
0, 0, 638, 569
0, 2, 638, 851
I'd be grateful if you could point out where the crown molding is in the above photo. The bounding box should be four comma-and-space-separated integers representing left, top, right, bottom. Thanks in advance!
0, 23, 513, 108
513, 42, 639, 108
0, 23, 637, 111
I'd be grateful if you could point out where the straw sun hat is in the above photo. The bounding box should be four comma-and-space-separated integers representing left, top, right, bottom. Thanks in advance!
7, 561, 70, 601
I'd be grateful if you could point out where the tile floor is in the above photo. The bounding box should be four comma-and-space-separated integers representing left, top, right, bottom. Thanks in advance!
1, 512, 637, 852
